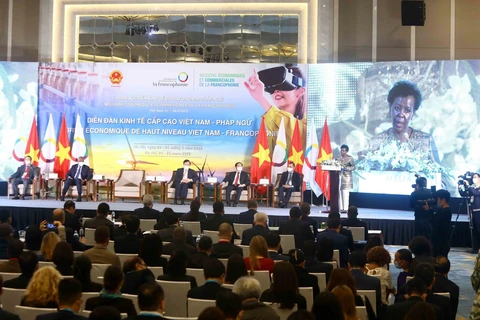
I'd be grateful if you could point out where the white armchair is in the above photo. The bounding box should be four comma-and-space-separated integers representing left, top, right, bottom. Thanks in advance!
113, 169, 145, 202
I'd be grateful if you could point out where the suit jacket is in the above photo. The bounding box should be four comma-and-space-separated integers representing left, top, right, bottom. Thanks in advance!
279, 171, 301, 191
114, 234, 142, 254
304, 259, 333, 282
157, 226, 195, 247
187, 251, 211, 269
162, 241, 197, 255
386, 296, 443, 320
222, 171, 250, 186
278, 219, 314, 250
268, 250, 289, 261
3, 274, 32, 289
294, 266, 320, 299
433, 273, 459, 317
210, 241, 243, 258
203, 214, 240, 242
342, 217, 369, 241
10, 164, 38, 179
339, 227, 355, 253
122, 269, 156, 295
241, 300, 280, 320
36, 309, 87, 320
187, 281, 231, 300
173, 168, 199, 187
241, 225, 269, 245
316, 230, 349, 268
395, 291, 451, 320
85, 295, 137, 316
0, 309, 20, 320
180, 211, 207, 223
350, 268, 382, 313
302, 215, 319, 237
83, 216, 115, 240
157, 273, 197, 288
0, 259, 20, 273
64, 212, 82, 233
133, 206, 161, 220
238, 209, 257, 225
82, 245, 121, 267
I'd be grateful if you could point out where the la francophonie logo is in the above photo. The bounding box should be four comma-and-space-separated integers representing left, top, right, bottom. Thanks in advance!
178, 72, 188, 83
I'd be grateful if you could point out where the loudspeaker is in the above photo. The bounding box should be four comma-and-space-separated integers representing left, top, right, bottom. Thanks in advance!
401, 1, 426, 26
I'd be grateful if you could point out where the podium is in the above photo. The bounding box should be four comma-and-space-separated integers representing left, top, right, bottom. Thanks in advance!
321, 165, 341, 213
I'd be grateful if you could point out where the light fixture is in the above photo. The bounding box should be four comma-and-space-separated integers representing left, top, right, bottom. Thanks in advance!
206, 19, 212, 23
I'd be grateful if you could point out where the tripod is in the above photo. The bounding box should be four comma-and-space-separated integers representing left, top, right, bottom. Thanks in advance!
450, 196, 475, 253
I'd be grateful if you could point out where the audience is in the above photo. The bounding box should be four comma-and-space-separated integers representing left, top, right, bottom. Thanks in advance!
125, 282, 166, 320
41, 231, 61, 261
138, 233, 168, 268
278, 207, 314, 250
133, 194, 161, 220
404, 301, 438, 320
115, 215, 142, 254
224, 254, 248, 284
316, 237, 335, 263
187, 235, 213, 269
303, 240, 333, 280
265, 232, 289, 261
0, 239, 23, 272
0, 209, 19, 239
3, 251, 38, 289
311, 291, 344, 320
364, 236, 384, 254
260, 261, 307, 310
0, 224, 13, 259
181, 199, 207, 223
82, 226, 121, 267
197, 307, 226, 320
395, 248, 413, 289
366, 246, 395, 305
241, 212, 270, 245
0, 275, 20, 320
153, 207, 174, 230
162, 226, 197, 255
53, 241, 75, 276
245, 235, 274, 275
21, 266, 62, 308
300, 203, 318, 237
211, 223, 243, 258
73, 255, 103, 292
157, 250, 197, 288
433, 256, 459, 317
63, 200, 81, 232
85, 265, 137, 316
122, 257, 155, 295
84, 202, 115, 239
408, 236, 435, 267
216, 291, 243, 320
232, 276, 280, 320
342, 206, 369, 240
331, 285, 357, 320
157, 214, 195, 246
328, 211, 354, 253
89, 306, 121, 320
113, 214, 132, 239
287, 310, 315, 320
36, 278, 84, 320
25, 225, 43, 255
188, 258, 230, 299
43, 208, 67, 242
203, 201, 239, 241
238, 199, 258, 225
316, 218, 349, 268
288, 248, 320, 298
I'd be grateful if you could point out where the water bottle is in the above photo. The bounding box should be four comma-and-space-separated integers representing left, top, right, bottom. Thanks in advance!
321, 221, 326, 230
111, 211, 116, 222
79, 228, 84, 239
73, 230, 79, 242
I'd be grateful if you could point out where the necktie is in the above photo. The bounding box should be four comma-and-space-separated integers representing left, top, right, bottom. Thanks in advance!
23, 166, 30, 178
183, 169, 188, 180
74, 165, 81, 179
287, 172, 292, 185
234, 172, 240, 185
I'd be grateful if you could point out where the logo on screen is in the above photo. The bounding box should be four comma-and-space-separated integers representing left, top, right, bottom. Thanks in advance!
178, 72, 189, 83
109, 70, 123, 85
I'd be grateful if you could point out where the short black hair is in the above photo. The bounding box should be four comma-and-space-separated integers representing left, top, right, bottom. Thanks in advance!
434, 256, 451, 274
52, 241, 74, 268
436, 189, 450, 203
8, 239, 24, 259
387, 80, 422, 111
204, 258, 225, 279
0, 209, 11, 223
406, 277, 427, 295
289, 207, 302, 219
183, 159, 191, 164
396, 249, 413, 262
414, 262, 435, 286
94, 226, 110, 243
126, 215, 140, 234
235, 162, 243, 167
138, 282, 165, 311
19, 251, 38, 275
213, 201, 224, 214
89, 306, 121, 320
58, 278, 82, 305
347, 206, 358, 217
97, 202, 110, 215
103, 265, 124, 291
328, 211, 340, 219
408, 236, 432, 257
165, 213, 178, 226
265, 232, 281, 248
247, 198, 258, 209
300, 203, 310, 215
327, 218, 341, 230
63, 200, 75, 210
216, 291, 242, 319
348, 250, 367, 268
416, 177, 427, 188
198, 236, 213, 251
24, 155, 32, 161
25, 225, 42, 251
340, 144, 349, 152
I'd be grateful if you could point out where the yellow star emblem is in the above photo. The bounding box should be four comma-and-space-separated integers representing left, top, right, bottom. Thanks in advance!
56, 143, 71, 165
253, 144, 271, 167
316, 147, 332, 163
288, 146, 304, 166
24, 144, 40, 164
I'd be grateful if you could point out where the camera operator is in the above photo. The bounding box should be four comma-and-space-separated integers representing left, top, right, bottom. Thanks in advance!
409, 177, 433, 239
466, 173, 480, 251
431, 189, 452, 257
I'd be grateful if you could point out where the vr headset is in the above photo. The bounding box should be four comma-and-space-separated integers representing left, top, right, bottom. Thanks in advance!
257, 66, 306, 94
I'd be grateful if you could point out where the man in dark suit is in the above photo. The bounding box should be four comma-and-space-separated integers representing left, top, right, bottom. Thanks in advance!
187, 236, 213, 269
84, 202, 115, 240
278, 162, 301, 208
348, 250, 381, 314
342, 206, 369, 241
0, 224, 12, 260
329, 211, 354, 252
187, 258, 230, 300
157, 213, 195, 247
0, 275, 20, 320
433, 256, 459, 317
278, 207, 314, 250
9, 155, 38, 200
0, 239, 23, 273
288, 249, 320, 298
133, 194, 161, 220
241, 212, 270, 245
204, 201, 240, 242
115, 215, 142, 254
3, 251, 38, 289
162, 226, 197, 255
211, 223, 243, 258
220, 162, 250, 207
60, 156, 93, 202
238, 199, 258, 224
303, 240, 333, 281
173, 159, 199, 205
266, 232, 289, 261
316, 218, 349, 268
0, 210, 19, 239
37, 278, 87, 320
300, 203, 318, 237
124, 282, 168, 320
63, 200, 81, 233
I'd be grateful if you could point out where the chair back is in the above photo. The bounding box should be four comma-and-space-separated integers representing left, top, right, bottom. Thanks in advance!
81, 292, 99, 311
157, 280, 191, 317
183, 221, 202, 236
74, 251, 83, 258
80, 310, 128, 319
85, 228, 96, 246
358, 290, 377, 316
265, 303, 297, 320
0, 272, 20, 281
148, 266, 164, 278
38, 261, 55, 268
406, 276, 414, 282
251, 271, 270, 291
219, 259, 228, 268
435, 292, 450, 298
333, 250, 340, 264
187, 298, 216, 317
117, 253, 137, 266
203, 230, 220, 243
279, 235, 295, 253
14, 306, 57, 320
239, 245, 250, 257
346, 227, 365, 241
222, 283, 234, 289
298, 287, 314, 311
233, 224, 252, 239
123, 293, 140, 313
113, 169, 145, 201
324, 260, 338, 269
107, 241, 115, 252
186, 268, 206, 286
2, 288, 26, 312
140, 219, 157, 232
91, 263, 110, 283
356, 306, 367, 320
311, 273, 327, 292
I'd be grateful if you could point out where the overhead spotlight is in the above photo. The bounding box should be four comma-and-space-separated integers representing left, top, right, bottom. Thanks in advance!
198, 47, 204, 55
171, 46, 176, 53
190, 47, 196, 54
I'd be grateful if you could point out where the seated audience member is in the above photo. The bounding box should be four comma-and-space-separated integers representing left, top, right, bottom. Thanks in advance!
126, 282, 167, 320
331, 285, 358, 320
404, 301, 438, 320
408, 236, 435, 267
138, 234, 168, 268
241, 212, 270, 245
53, 241, 75, 276
316, 237, 335, 263
0, 275, 20, 320
224, 254, 248, 285
84, 202, 115, 239
73, 255, 103, 292
316, 218, 349, 268
287, 310, 315, 320
366, 246, 395, 306
300, 203, 318, 237
303, 240, 333, 281
0, 210, 19, 239
342, 206, 369, 241
0, 239, 24, 272
311, 291, 344, 320
82, 226, 121, 267
89, 306, 121, 320
25, 225, 43, 256
162, 226, 196, 255
433, 256, 459, 317
85, 265, 137, 316
36, 278, 85, 320
122, 257, 155, 295
245, 236, 274, 275
157, 213, 195, 247
364, 236, 384, 254
348, 250, 382, 314
133, 194, 161, 220
326, 268, 376, 320
157, 250, 197, 288
278, 207, 314, 250
198, 307, 226, 320
203, 202, 239, 242
232, 276, 280, 320
328, 211, 354, 253
188, 258, 230, 300
387, 278, 443, 320
63, 200, 81, 233
42, 208, 68, 242
153, 207, 174, 231
181, 199, 207, 223
260, 261, 307, 310
265, 232, 289, 261
187, 235, 213, 269
113, 213, 130, 239
0, 224, 13, 259
394, 248, 413, 289
114, 215, 142, 254
4, 251, 38, 289
238, 199, 258, 225
216, 291, 244, 320
211, 223, 243, 258
41, 231, 61, 261
21, 266, 62, 308
288, 249, 320, 299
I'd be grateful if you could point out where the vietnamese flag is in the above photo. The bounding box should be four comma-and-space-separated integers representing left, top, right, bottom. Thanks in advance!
251, 117, 271, 194
24, 116, 40, 166
315, 118, 333, 200
288, 118, 304, 174
54, 114, 71, 179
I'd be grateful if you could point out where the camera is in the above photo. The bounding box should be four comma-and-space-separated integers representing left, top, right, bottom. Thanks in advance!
458, 171, 474, 197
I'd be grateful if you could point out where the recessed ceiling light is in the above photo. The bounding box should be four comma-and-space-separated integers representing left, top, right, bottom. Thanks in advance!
252, 55, 256, 57
250, 46, 253, 48
239, 24, 242, 27
293, 49, 297, 52
206, 20, 212, 23
269, 48, 272, 50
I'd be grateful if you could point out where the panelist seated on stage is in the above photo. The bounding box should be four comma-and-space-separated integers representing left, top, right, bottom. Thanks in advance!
9, 155, 38, 200
220, 162, 250, 207
173, 159, 199, 205
277, 161, 301, 208
60, 156, 93, 202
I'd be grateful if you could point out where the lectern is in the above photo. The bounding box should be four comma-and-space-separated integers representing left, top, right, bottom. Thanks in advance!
321, 165, 341, 213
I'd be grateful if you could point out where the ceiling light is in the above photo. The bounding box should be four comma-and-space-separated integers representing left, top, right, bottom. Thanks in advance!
206, 19, 212, 23
250, 46, 253, 48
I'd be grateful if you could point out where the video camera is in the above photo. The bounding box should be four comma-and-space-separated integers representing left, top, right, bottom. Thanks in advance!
458, 171, 475, 197
411, 174, 437, 207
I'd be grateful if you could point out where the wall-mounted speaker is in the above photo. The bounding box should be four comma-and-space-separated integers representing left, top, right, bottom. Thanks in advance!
401, 1, 426, 26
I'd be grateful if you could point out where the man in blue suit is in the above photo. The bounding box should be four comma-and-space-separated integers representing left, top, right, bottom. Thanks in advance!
9, 156, 38, 200
316, 218, 349, 268
60, 156, 93, 202
278, 161, 301, 208
173, 159, 199, 205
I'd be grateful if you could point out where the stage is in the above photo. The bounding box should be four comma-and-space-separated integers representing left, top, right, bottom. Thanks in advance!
0, 197, 472, 247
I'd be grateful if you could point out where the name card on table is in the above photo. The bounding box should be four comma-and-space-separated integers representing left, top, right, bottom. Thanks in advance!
93, 174, 105, 180
46, 173, 58, 179
207, 177, 218, 183
156, 176, 166, 182
259, 179, 269, 185
145, 175, 156, 181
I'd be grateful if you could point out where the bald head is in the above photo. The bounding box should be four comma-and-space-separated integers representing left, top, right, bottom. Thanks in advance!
53, 209, 65, 224
173, 227, 187, 242
218, 223, 233, 240
254, 212, 268, 227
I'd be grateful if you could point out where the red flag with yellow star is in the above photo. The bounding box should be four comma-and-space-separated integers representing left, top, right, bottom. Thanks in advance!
251, 118, 271, 194
24, 116, 40, 166
54, 115, 71, 179
288, 119, 304, 174
315, 118, 333, 200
